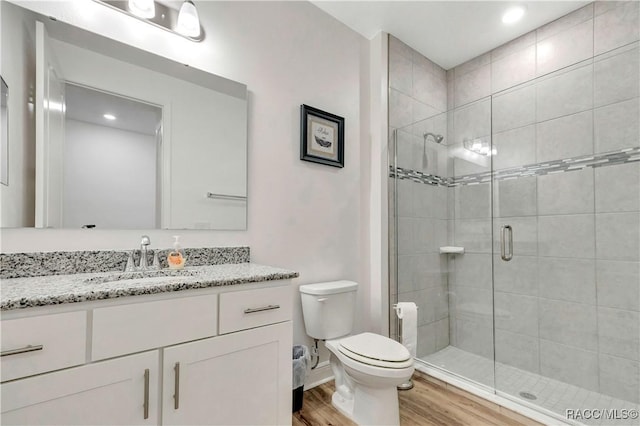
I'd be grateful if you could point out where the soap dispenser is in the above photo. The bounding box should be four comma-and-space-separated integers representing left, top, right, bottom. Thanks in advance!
167, 236, 186, 269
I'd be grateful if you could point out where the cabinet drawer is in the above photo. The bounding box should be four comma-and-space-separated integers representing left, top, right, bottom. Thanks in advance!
1, 311, 87, 382
219, 285, 291, 334
92, 294, 217, 361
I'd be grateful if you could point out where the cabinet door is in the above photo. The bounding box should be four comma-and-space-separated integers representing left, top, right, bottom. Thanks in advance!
162, 321, 292, 425
1, 351, 159, 425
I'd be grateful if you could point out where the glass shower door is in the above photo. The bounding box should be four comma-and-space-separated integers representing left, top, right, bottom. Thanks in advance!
442, 96, 496, 390
390, 97, 498, 393
490, 74, 545, 412
491, 47, 640, 420
390, 117, 452, 364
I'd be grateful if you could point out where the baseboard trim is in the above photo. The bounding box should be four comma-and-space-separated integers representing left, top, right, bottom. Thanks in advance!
304, 361, 333, 390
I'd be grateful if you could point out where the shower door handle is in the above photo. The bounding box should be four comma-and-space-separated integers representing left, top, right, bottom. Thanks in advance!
501, 225, 513, 261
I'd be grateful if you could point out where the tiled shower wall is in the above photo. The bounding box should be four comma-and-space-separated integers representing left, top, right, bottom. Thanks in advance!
388, 35, 451, 358
449, 1, 639, 404
391, 1, 640, 404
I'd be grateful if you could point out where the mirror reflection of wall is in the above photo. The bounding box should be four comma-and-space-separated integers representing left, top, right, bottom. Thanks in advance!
1, 77, 8, 186
0, 2, 37, 229
63, 84, 162, 229
1, 1, 248, 231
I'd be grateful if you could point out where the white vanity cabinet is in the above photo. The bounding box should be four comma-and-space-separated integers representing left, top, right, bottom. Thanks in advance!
1, 351, 160, 425
162, 322, 291, 425
0, 280, 293, 426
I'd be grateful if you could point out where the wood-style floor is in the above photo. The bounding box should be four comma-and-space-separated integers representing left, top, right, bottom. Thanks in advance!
293, 373, 542, 426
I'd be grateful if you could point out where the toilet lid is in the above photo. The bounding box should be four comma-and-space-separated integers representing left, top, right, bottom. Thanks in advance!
338, 333, 412, 368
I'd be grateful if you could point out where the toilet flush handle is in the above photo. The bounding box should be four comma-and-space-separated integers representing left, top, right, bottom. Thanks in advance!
317, 297, 328, 302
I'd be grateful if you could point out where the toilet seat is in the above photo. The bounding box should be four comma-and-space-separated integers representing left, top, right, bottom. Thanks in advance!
326, 337, 414, 383
338, 333, 413, 369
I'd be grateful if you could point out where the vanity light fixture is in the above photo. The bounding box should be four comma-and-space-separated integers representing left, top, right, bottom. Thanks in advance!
95, 1, 204, 42
128, 0, 155, 19
176, 0, 201, 38
502, 6, 526, 24
103, 113, 117, 120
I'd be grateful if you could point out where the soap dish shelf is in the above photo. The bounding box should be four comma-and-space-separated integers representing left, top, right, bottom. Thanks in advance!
439, 246, 465, 255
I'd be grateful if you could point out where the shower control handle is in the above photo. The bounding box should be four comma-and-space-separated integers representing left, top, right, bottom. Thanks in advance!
501, 225, 513, 261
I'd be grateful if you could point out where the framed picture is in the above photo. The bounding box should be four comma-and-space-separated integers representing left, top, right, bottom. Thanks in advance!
300, 104, 344, 168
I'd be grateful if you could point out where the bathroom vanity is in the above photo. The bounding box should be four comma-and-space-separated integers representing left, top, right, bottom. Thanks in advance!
0, 262, 297, 425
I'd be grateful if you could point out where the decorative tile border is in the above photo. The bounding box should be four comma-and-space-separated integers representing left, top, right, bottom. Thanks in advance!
0, 247, 250, 279
390, 167, 449, 186
391, 147, 640, 187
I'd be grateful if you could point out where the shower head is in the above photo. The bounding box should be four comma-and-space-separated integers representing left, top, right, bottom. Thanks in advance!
421, 132, 443, 171
424, 132, 444, 144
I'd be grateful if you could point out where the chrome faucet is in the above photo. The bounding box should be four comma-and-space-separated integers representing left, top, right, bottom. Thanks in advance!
139, 235, 151, 270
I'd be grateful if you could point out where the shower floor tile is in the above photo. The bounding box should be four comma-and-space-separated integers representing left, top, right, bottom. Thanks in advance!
422, 346, 640, 425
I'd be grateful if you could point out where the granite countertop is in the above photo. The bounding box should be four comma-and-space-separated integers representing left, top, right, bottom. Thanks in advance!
0, 263, 299, 311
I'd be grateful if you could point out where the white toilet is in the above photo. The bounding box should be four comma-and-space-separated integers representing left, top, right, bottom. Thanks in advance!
299, 281, 414, 426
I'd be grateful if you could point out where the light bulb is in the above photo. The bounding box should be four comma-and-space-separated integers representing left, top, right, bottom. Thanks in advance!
128, 0, 155, 19
176, 0, 201, 38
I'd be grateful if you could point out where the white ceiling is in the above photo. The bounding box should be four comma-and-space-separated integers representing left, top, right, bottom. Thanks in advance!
65, 84, 162, 136
311, 1, 590, 70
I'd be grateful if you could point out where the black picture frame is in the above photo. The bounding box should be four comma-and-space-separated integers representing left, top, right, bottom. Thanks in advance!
300, 104, 344, 168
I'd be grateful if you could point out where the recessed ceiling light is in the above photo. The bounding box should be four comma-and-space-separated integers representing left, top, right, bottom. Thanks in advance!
502, 6, 526, 24
103, 113, 116, 121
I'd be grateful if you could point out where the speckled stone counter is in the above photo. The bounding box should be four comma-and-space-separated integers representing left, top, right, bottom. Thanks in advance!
0, 247, 250, 279
1, 263, 299, 311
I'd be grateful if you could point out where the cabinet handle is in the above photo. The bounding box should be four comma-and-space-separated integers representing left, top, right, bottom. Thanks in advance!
244, 304, 280, 314
143, 368, 150, 420
174, 362, 180, 410
1, 344, 44, 357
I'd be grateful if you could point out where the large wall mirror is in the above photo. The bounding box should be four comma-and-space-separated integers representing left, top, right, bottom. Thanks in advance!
1, 1, 248, 230
0, 77, 8, 187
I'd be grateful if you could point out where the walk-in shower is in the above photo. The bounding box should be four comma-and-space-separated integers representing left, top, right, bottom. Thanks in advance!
388, 2, 640, 423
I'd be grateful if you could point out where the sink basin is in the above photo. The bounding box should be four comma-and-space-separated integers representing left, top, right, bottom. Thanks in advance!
84, 269, 199, 286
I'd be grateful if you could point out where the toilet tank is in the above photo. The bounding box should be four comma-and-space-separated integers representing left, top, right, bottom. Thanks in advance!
299, 280, 358, 340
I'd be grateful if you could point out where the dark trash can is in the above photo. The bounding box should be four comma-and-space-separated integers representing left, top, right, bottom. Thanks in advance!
292, 345, 309, 412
